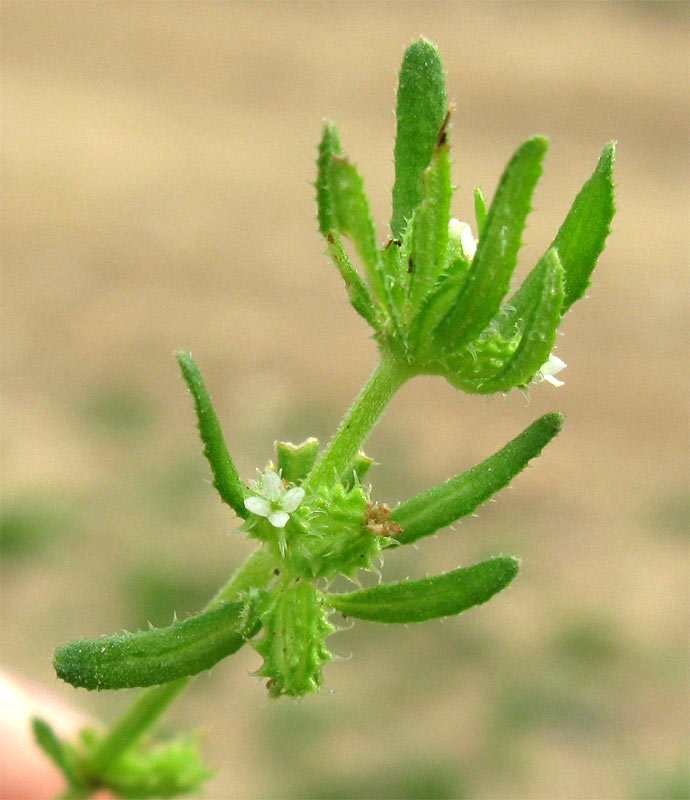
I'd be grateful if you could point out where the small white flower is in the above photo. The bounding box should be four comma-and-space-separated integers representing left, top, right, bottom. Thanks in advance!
536, 353, 567, 387
244, 468, 305, 528
448, 218, 477, 261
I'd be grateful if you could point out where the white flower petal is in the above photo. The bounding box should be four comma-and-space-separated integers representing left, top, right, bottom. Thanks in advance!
245, 496, 271, 517
459, 226, 477, 260
537, 353, 566, 387
282, 487, 305, 513
261, 469, 283, 501
268, 510, 290, 528
448, 218, 477, 260
541, 354, 566, 376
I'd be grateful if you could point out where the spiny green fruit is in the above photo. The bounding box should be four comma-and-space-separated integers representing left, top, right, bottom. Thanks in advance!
253, 581, 334, 698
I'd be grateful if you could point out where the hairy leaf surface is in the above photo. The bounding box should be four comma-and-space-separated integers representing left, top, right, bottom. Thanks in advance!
391, 39, 447, 239
552, 142, 616, 313
437, 137, 548, 350
176, 351, 247, 517
54, 602, 258, 690
327, 556, 519, 623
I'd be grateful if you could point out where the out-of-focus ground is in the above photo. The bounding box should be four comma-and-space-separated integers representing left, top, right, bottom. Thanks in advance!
1, 3, 688, 798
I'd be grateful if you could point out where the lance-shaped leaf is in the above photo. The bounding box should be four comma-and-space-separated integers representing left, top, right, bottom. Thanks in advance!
316, 121, 342, 235
276, 437, 320, 484
446, 248, 564, 394
437, 137, 548, 351
54, 601, 259, 690
391, 38, 447, 239
317, 125, 381, 328
324, 232, 381, 329
176, 350, 247, 518
551, 141, 616, 313
404, 131, 453, 317
406, 258, 469, 358
391, 412, 563, 545
329, 156, 389, 309
380, 238, 406, 338
326, 556, 519, 623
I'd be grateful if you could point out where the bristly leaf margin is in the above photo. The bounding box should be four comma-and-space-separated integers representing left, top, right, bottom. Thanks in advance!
326, 556, 520, 623
176, 350, 248, 518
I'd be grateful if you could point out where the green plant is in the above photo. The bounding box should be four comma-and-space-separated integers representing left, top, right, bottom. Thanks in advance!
34, 39, 615, 798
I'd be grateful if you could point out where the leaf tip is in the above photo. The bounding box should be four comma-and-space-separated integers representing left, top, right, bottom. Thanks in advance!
541, 410, 565, 435
403, 36, 443, 64
599, 140, 616, 173
504, 554, 521, 579
525, 134, 549, 159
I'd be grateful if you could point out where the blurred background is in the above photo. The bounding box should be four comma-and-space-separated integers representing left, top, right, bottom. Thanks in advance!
2, 2, 688, 798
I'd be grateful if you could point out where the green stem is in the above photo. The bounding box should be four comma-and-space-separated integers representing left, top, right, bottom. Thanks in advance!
306, 354, 409, 490
85, 546, 276, 781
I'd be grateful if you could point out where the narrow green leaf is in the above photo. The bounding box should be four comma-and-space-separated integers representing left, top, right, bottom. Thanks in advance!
406, 258, 468, 357
316, 121, 342, 234
391, 38, 447, 239
326, 556, 519, 623
324, 231, 381, 329
176, 351, 247, 518
446, 248, 564, 394
392, 412, 563, 545
437, 137, 548, 350
54, 601, 259, 690
32, 717, 85, 789
380, 238, 406, 337
275, 437, 319, 483
329, 156, 388, 307
317, 123, 385, 328
551, 141, 616, 312
405, 134, 453, 316
474, 186, 487, 236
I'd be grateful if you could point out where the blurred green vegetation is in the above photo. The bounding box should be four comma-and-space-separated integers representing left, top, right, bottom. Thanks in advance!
647, 490, 690, 539
0, 492, 80, 560
260, 702, 465, 799
634, 758, 690, 800
80, 382, 155, 437
298, 761, 464, 800
549, 614, 623, 668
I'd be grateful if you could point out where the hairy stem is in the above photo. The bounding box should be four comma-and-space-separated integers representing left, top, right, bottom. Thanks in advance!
305, 354, 409, 490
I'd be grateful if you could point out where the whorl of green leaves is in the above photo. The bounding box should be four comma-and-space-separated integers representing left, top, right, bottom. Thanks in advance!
33, 717, 213, 799
316, 38, 615, 395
